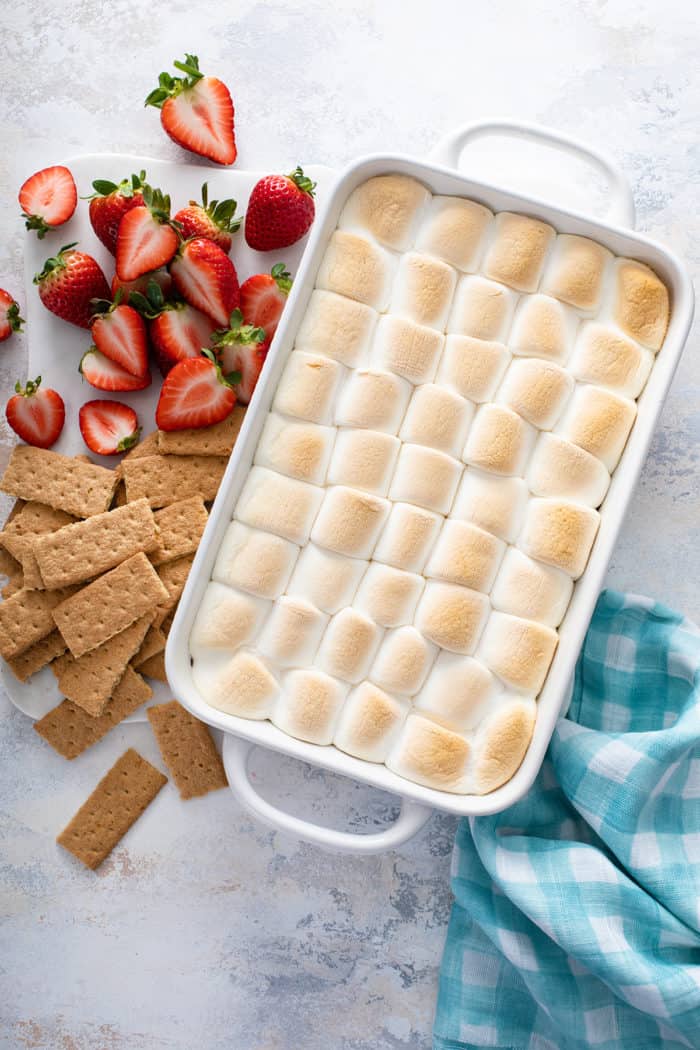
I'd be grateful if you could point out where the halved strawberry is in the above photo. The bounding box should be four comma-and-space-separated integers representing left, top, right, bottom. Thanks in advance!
212, 308, 266, 405
19, 166, 77, 238
80, 348, 152, 392
115, 186, 179, 282
87, 171, 147, 254
0, 289, 24, 342
173, 183, 241, 253
79, 399, 140, 456
145, 54, 236, 166
170, 236, 239, 326
90, 293, 149, 377
34, 244, 111, 329
129, 279, 218, 375
155, 351, 237, 431
239, 263, 292, 351
111, 267, 173, 300
6, 377, 65, 448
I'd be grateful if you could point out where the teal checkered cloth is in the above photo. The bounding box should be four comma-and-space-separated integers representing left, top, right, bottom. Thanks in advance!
434, 590, 700, 1050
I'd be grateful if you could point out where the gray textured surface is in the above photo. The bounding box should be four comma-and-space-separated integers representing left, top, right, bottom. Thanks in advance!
1, 2, 698, 1048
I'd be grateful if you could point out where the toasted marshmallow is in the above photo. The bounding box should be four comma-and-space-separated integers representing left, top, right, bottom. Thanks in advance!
612, 259, 669, 350
425, 519, 505, 593
451, 469, 528, 543
295, 289, 377, 367
569, 323, 652, 398
390, 251, 457, 330
334, 368, 412, 434
483, 212, 555, 292
274, 669, 348, 745
414, 581, 489, 654
311, 486, 390, 558
463, 404, 536, 477
235, 467, 324, 545
316, 230, 395, 310
520, 497, 600, 578
338, 174, 430, 251
472, 697, 536, 794
541, 234, 611, 311
315, 607, 383, 683
399, 384, 475, 456
510, 294, 578, 364
353, 563, 425, 627
415, 195, 492, 272
372, 502, 443, 573
527, 433, 610, 507
387, 714, 471, 793
190, 582, 269, 653
334, 682, 409, 763
478, 611, 558, 694
255, 413, 336, 485
415, 652, 499, 732
490, 547, 573, 627
327, 429, 400, 495
388, 444, 462, 514
497, 358, 574, 430
198, 650, 278, 719
213, 521, 299, 599
272, 351, 343, 425
436, 335, 510, 403
557, 384, 637, 471
286, 544, 367, 614
372, 315, 444, 385
256, 596, 328, 668
447, 275, 517, 341
370, 626, 436, 696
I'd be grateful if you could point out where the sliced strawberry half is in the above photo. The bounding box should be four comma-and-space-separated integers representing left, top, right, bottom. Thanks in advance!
170, 236, 239, 326
6, 377, 65, 449
19, 166, 77, 238
0, 289, 24, 342
115, 186, 179, 282
155, 351, 236, 431
80, 347, 152, 392
212, 308, 266, 405
239, 263, 292, 351
128, 279, 218, 375
90, 293, 149, 377
79, 399, 140, 455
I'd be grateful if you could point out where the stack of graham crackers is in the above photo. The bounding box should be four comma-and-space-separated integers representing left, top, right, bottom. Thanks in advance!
0, 407, 245, 870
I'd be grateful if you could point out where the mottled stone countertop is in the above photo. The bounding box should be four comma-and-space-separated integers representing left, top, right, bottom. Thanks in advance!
1, 2, 698, 1048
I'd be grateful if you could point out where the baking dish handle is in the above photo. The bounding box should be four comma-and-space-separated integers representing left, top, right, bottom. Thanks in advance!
428, 119, 635, 228
222, 736, 433, 854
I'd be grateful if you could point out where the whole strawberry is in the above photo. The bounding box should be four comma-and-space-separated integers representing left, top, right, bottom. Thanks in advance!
111, 267, 173, 300
170, 236, 239, 327
244, 167, 316, 252
0, 289, 24, 342
173, 183, 241, 253
6, 377, 65, 448
88, 171, 147, 254
33, 243, 110, 329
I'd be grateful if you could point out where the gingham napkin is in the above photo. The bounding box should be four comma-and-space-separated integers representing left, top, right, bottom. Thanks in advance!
433, 590, 700, 1050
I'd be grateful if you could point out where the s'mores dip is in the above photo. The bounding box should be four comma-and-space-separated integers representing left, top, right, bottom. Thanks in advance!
190, 173, 671, 796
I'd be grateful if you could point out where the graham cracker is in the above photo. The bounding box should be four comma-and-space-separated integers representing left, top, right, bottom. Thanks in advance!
6, 630, 67, 682
52, 553, 168, 658
137, 650, 167, 682
112, 482, 127, 508
1, 502, 76, 560
0, 446, 117, 518
132, 625, 165, 668
122, 455, 226, 508
35, 667, 152, 760
2, 574, 24, 599
156, 406, 245, 457
4, 498, 26, 525
160, 609, 175, 637
147, 700, 227, 799
0, 586, 77, 660
34, 498, 158, 589
56, 748, 167, 869
149, 497, 208, 566
122, 430, 160, 462
0, 546, 20, 577
52, 614, 153, 716
153, 554, 193, 627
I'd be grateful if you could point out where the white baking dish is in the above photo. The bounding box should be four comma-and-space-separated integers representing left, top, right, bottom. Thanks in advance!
167, 121, 694, 853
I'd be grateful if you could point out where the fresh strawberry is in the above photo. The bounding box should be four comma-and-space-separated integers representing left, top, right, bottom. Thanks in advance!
0, 290, 24, 342
87, 171, 147, 254
111, 267, 173, 300
18, 166, 77, 239
244, 168, 315, 251
240, 263, 292, 350
33, 244, 110, 329
170, 236, 239, 326
80, 348, 152, 392
90, 293, 149, 377
129, 279, 218, 375
79, 399, 140, 455
115, 186, 179, 282
6, 377, 65, 448
145, 54, 236, 166
211, 308, 266, 404
173, 182, 241, 253
155, 351, 236, 431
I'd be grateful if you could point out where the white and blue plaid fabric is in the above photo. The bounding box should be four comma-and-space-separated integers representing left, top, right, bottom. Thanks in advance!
434, 590, 700, 1050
